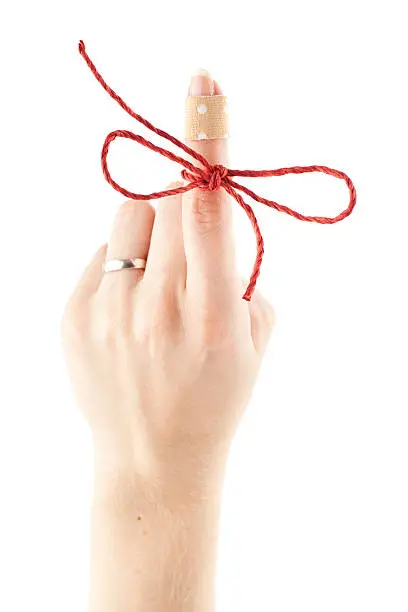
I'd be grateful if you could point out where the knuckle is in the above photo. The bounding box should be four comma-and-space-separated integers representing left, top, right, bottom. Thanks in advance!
262, 300, 276, 329
92, 298, 133, 345
134, 294, 177, 348
198, 309, 234, 350
252, 289, 276, 330
190, 192, 223, 235
61, 304, 88, 346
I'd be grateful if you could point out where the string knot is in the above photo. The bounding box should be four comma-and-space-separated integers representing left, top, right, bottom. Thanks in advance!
180, 164, 228, 192
207, 164, 228, 191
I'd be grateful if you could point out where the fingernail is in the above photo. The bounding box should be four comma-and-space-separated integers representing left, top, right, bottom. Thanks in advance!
189, 68, 215, 96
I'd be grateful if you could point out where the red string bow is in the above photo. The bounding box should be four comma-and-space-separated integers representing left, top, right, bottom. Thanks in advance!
78, 41, 357, 301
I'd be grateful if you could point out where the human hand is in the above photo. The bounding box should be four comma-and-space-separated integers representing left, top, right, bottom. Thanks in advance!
62, 67, 275, 612
62, 71, 274, 493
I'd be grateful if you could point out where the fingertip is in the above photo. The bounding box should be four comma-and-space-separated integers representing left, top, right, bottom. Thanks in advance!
166, 180, 184, 190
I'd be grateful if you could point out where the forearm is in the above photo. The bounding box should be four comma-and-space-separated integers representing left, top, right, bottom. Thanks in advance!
89, 458, 226, 612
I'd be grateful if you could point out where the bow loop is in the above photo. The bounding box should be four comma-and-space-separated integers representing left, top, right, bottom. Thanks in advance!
180, 167, 206, 185
79, 41, 357, 302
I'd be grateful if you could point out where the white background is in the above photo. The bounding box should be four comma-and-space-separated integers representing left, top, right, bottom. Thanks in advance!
1, 1, 407, 610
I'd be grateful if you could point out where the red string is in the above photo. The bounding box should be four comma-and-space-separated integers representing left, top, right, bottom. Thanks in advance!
78, 41, 357, 301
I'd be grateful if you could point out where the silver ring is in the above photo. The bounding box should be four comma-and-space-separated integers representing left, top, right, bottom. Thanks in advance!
103, 258, 147, 273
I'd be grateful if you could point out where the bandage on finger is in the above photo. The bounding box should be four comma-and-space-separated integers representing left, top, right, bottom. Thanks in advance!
185, 95, 229, 141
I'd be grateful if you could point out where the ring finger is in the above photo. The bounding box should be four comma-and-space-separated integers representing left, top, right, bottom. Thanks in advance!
99, 199, 155, 294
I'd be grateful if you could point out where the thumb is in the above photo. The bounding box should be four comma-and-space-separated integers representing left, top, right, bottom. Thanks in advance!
182, 70, 239, 310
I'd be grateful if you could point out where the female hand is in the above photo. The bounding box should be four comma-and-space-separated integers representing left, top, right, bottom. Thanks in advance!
62, 69, 274, 612
62, 72, 274, 486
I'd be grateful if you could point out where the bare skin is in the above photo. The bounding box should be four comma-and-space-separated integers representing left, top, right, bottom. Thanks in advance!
62, 70, 274, 612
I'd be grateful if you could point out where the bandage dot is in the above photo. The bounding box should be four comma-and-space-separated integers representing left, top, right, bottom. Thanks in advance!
198, 132, 207, 140
197, 103, 208, 114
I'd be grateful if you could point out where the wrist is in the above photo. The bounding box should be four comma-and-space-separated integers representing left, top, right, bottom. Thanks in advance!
92, 430, 230, 508
92, 447, 227, 514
